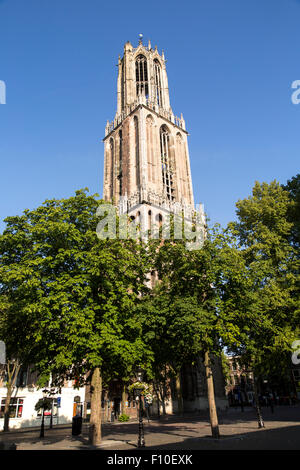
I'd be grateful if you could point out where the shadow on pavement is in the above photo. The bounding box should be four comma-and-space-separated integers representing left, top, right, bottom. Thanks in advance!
0, 405, 299, 450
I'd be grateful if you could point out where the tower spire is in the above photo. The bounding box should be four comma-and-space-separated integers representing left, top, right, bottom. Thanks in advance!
103, 40, 194, 212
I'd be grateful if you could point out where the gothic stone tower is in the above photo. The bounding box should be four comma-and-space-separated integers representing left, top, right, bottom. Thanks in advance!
102, 38, 226, 412
103, 38, 203, 232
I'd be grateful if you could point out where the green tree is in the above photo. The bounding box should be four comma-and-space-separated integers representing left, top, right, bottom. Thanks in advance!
0, 189, 151, 444
282, 174, 300, 250
142, 234, 232, 438
0, 297, 33, 432
221, 352, 231, 384
225, 180, 300, 426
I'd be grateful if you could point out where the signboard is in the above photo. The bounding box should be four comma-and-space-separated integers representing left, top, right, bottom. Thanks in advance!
57, 397, 61, 408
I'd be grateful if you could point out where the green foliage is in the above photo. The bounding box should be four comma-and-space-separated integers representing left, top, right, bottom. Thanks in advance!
282, 174, 300, 250
1, 177, 299, 413
139, 234, 229, 388
221, 352, 231, 383
141, 178, 300, 389
128, 381, 151, 394
224, 180, 300, 378
35, 398, 52, 412
118, 413, 130, 422
0, 189, 152, 387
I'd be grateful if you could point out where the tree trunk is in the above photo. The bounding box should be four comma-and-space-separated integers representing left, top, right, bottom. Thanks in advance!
176, 371, 184, 416
3, 384, 13, 432
204, 350, 220, 439
89, 367, 102, 445
121, 383, 126, 415
253, 375, 264, 428
160, 385, 166, 415
3, 360, 21, 432
155, 389, 160, 418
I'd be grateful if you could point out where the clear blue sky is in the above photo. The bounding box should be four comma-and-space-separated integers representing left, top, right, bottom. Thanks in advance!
0, 0, 299, 231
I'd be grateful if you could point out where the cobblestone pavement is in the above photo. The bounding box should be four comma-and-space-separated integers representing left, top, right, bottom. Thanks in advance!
0, 405, 299, 450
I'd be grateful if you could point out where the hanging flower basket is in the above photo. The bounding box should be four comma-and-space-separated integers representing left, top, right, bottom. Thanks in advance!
35, 398, 52, 413
128, 382, 150, 395
145, 393, 154, 404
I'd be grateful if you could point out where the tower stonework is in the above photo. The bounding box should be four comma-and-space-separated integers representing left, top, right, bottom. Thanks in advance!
102, 39, 226, 413
103, 39, 202, 232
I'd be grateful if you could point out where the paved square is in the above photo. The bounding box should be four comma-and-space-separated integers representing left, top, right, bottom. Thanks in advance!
0, 405, 299, 450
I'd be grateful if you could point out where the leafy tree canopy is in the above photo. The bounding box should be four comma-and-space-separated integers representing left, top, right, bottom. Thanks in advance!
0, 189, 152, 387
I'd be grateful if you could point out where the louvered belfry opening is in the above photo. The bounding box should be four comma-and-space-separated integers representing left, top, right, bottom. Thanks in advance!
135, 54, 149, 98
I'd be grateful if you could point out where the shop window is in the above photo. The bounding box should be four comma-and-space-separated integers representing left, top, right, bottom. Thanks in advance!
0, 397, 24, 418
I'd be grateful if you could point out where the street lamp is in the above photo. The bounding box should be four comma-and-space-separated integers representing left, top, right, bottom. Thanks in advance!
40, 390, 48, 438
135, 367, 145, 448
36, 390, 53, 438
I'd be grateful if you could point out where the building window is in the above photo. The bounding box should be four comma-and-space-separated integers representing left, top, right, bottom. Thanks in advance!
148, 210, 152, 235
128, 396, 136, 408
121, 60, 125, 110
176, 132, 190, 201
0, 397, 24, 418
135, 55, 148, 98
118, 130, 123, 196
154, 59, 163, 106
146, 114, 155, 183
109, 138, 114, 200
134, 116, 140, 188
16, 367, 28, 388
160, 125, 174, 201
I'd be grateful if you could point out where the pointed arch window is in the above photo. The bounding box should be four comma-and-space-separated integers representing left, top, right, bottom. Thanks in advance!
118, 130, 123, 196
109, 137, 114, 200
146, 114, 155, 183
154, 59, 163, 106
177, 132, 191, 202
121, 61, 125, 110
160, 125, 174, 201
135, 55, 149, 98
134, 116, 140, 188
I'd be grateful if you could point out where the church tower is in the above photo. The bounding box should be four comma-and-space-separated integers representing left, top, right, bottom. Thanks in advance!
103, 37, 204, 232
102, 38, 226, 413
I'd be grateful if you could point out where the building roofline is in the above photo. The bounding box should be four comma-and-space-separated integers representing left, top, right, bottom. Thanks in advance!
103, 104, 188, 141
